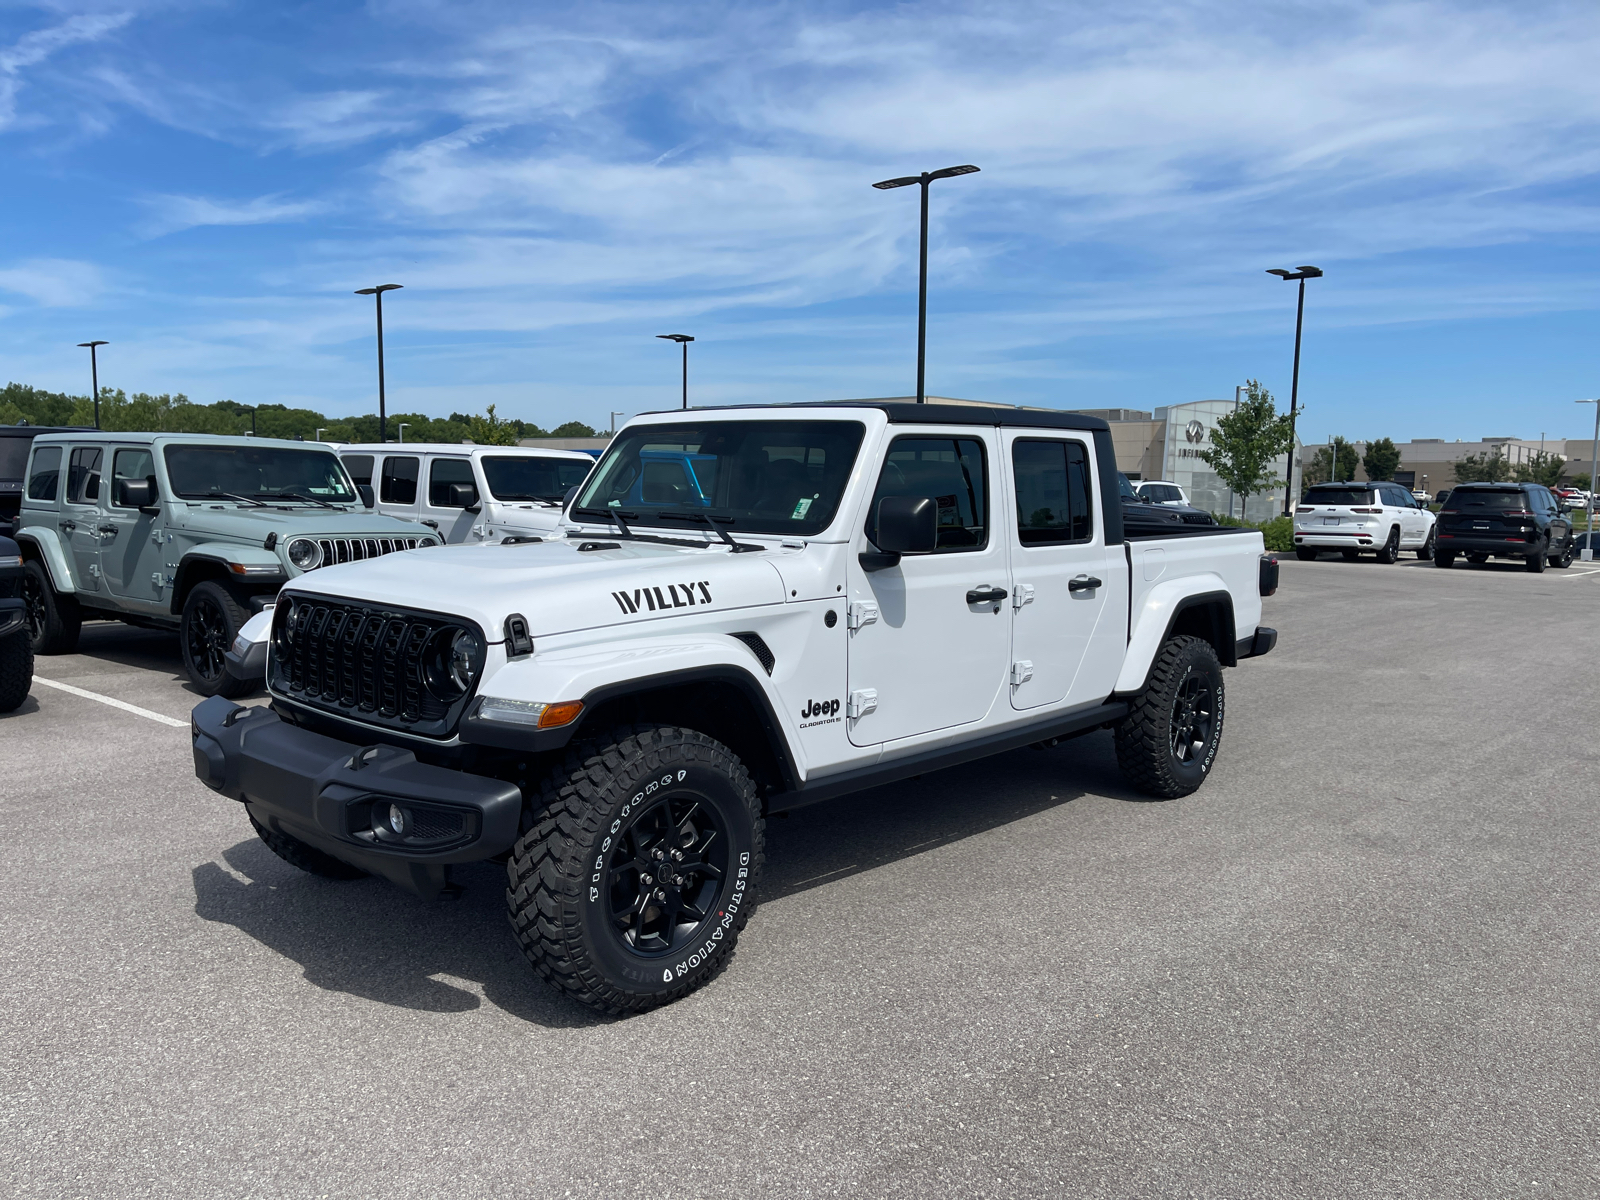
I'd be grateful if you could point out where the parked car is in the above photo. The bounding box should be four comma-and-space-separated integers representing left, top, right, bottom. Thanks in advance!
338, 443, 596, 544
1411, 489, 1430, 504
1118, 474, 1217, 533
0, 534, 30, 712
1, 424, 90, 538
1434, 482, 1574, 571
1434, 489, 1451, 508
1293, 481, 1436, 562
194, 401, 1278, 1015
1134, 479, 1190, 506
11, 432, 439, 695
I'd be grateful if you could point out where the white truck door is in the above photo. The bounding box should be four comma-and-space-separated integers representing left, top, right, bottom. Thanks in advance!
846, 429, 1011, 747
1004, 432, 1118, 710
376, 453, 421, 525
424, 455, 478, 543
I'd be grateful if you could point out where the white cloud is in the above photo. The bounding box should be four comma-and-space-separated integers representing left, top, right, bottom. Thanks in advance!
0, 258, 107, 307
138, 192, 324, 237
0, 10, 134, 129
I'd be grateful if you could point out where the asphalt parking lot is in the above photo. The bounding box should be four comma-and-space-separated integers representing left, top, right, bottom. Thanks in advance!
4, 554, 1599, 1199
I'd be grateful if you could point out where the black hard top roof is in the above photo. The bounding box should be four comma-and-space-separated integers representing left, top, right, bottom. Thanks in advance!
0, 424, 90, 436
636, 400, 1111, 433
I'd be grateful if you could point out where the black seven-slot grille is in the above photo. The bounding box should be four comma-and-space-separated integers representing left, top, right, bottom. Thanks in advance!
311, 537, 427, 569
269, 596, 479, 738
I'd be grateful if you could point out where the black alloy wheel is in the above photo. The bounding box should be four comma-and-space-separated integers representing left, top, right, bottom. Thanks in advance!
181, 581, 251, 698
1169, 670, 1217, 768
604, 794, 730, 957
1549, 535, 1574, 569
1376, 528, 1400, 564
21, 559, 80, 654
22, 568, 47, 643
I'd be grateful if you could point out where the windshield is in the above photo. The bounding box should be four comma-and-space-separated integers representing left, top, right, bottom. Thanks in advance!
0, 437, 32, 480
1140, 484, 1182, 503
481, 455, 594, 502
1117, 473, 1141, 501
574, 420, 866, 536
163, 444, 356, 503
1450, 489, 1530, 510
1304, 486, 1373, 506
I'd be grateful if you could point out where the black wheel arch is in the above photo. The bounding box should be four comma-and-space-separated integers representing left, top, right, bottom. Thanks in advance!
171, 555, 274, 615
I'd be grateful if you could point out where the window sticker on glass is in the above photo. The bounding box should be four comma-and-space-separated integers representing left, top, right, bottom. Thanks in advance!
791, 496, 815, 520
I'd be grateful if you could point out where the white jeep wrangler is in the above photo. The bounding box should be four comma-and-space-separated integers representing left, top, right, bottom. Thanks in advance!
192, 402, 1278, 1015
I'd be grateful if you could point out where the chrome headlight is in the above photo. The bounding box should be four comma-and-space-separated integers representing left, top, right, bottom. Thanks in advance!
423, 627, 484, 700
286, 537, 322, 570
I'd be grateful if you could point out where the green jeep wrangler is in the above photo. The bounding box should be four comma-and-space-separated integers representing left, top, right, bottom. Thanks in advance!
13, 432, 439, 696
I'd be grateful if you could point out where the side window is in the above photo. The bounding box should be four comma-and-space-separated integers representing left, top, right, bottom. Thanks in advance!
380, 455, 419, 504
428, 458, 476, 507
1013, 439, 1093, 545
67, 447, 103, 505
865, 435, 987, 552
27, 446, 62, 502
343, 455, 374, 486
111, 448, 156, 508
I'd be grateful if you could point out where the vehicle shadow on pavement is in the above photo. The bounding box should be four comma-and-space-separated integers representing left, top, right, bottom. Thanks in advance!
191, 840, 609, 1028
0, 694, 41, 718
762, 729, 1134, 902
188, 731, 1134, 1027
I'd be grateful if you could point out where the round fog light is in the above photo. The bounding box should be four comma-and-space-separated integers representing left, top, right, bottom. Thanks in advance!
387, 804, 409, 835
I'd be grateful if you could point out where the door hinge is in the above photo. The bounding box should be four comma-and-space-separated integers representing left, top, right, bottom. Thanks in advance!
1012, 583, 1035, 610
88, 563, 101, 579
846, 689, 878, 719
152, 571, 174, 590
150, 530, 173, 545
1011, 660, 1034, 686
847, 601, 879, 631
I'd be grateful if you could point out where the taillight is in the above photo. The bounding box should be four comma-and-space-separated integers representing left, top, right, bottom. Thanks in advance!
1441, 509, 1457, 514
1506, 510, 1533, 517
1295, 506, 1313, 513
1351, 507, 1382, 514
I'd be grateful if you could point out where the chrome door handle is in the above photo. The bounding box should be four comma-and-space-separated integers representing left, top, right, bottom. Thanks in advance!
966, 586, 1009, 604
1068, 575, 1102, 592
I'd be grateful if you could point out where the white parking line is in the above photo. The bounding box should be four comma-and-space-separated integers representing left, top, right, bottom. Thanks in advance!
30, 676, 188, 728
1552, 567, 1600, 580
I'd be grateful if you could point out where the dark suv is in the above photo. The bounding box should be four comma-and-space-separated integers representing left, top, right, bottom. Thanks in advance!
1434, 482, 1574, 572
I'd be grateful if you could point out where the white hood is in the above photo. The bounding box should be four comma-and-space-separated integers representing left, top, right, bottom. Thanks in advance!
282, 538, 788, 641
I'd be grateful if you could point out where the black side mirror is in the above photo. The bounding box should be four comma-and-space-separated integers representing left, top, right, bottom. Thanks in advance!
448, 482, 480, 510
116, 478, 156, 509
357, 484, 375, 508
862, 495, 938, 570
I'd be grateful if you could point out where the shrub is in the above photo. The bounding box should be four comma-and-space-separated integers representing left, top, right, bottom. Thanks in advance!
1212, 513, 1294, 553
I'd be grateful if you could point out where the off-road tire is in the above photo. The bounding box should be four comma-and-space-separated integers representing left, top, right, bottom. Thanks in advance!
1295, 548, 1316, 561
0, 633, 32, 712
1376, 528, 1400, 564
22, 559, 81, 654
1434, 551, 1456, 568
181, 581, 252, 698
506, 724, 764, 1017
1417, 528, 1435, 561
249, 814, 367, 880
1549, 536, 1573, 569
1114, 635, 1225, 800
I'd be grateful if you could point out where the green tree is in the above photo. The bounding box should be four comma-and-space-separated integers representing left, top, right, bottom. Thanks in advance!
1512, 451, 1565, 487
1362, 437, 1401, 481
1570, 472, 1592, 491
550, 420, 597, 438
1195, 380, 1295, 518
1453, 449, 1511, 483
1305, 437, 1360, 488
466, 404, 521, 446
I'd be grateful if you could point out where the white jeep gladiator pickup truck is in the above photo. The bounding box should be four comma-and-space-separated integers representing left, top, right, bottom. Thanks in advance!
192, 402, 1278, 1015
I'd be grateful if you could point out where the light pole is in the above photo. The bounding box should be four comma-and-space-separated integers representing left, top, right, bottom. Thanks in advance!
315, 427, 327, 442
398, 422, 410, 444
77, 340, 108, 429
656, 335, 694, 409
238, 405, 257, 436
1579, 399, 1600, 560
610, 411, 625, 436
1266, 266, 1322, 513
872, 164, 980, 403
354, 284, 402, 441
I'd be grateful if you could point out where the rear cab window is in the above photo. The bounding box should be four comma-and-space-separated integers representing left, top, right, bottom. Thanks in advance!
27, 446, 62, 503
1014, 439, 1093, 545
1303, 486, 1373, 507
381, 456, 420, 504
67, 447, 104, 506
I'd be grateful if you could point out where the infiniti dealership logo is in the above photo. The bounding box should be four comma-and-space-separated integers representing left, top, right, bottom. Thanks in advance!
1185, 420, 1206, 444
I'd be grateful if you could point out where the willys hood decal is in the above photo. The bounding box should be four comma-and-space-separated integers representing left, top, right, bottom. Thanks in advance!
283, 538, 788, 640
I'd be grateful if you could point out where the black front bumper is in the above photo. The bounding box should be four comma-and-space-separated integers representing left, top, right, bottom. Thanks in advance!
191, 695, 523, 899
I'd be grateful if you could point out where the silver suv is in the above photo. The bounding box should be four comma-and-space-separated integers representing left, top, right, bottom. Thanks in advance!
13, 432, 439, 695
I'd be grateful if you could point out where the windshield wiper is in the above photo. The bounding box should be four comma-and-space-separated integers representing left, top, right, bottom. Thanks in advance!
571, 505, 636, 538
206, 490, 265, 506
656, 509, 759, 552
258, 491, 337, 509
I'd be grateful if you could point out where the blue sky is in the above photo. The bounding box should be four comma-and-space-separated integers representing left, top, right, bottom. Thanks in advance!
2, 0, 1599, 441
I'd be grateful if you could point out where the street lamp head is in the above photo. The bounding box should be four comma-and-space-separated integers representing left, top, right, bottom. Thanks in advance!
355, 284, 403, 296
656, 333, 694, 344
926, 164, 980, 181
873, 165, 980, 189
1267, 266, 1323, 281
77, 340, 108, 348
872, 175, 922, 190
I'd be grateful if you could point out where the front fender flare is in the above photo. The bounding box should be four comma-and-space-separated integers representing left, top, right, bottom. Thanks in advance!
172, 544, 286, 612
460, 638, 800, 790
1114, 577, 1235, 695
15, 528, 75, 593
